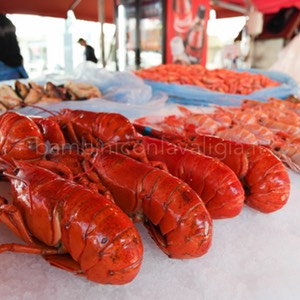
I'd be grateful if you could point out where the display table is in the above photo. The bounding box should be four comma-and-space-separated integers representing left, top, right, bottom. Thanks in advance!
0, 99, 299, 300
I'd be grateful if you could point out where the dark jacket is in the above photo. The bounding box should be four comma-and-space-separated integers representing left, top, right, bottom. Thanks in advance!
85, 45, 98, 63
0, 14, 23, 67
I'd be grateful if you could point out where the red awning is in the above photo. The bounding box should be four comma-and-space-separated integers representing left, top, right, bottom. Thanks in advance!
0, 0, 114, 23
214, 0, 300, 14
0, 1, 299, 22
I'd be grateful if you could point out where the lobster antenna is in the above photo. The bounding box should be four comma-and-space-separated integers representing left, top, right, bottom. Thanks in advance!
8, 103, 59, 116
72, 146, 100, 180
20, 103, 59, 116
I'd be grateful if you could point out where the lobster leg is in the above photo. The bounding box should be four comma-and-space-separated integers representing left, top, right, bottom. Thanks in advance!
0, 198, 60, 255
44, 254, 84, 275
0, 197, 33, 244
0, 243, 58, 255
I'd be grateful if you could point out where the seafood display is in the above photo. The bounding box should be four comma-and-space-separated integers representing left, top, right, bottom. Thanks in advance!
135, 64, 280, 94
0, 105, 293, 285
0, 80, 102, 109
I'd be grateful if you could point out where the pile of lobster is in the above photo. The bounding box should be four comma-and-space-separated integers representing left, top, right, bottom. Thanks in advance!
0, 108, 290, 285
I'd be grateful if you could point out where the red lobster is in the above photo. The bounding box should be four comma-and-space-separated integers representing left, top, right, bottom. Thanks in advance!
49, 109, 137, 146
134, 125, 291, 213
111, 137, 245, 219
0, 161, 143, 285
43, 145, 213, 259
0, 112, 46, 164
86, 148, 213, 259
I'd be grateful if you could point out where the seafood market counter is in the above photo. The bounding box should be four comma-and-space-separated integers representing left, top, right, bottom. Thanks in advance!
0, 100, 299, 300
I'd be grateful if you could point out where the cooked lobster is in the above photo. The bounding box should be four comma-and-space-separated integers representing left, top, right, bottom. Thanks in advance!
0, 161, 143, 285
85, 148, 213, 259
0, 112, 46, 164
109, 136, 245, 219
134, 125, 291, 213
49, 109, 137, 146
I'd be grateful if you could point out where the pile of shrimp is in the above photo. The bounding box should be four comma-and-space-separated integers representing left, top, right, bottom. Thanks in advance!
135, 97, 300, 173
135, 64, 280, 94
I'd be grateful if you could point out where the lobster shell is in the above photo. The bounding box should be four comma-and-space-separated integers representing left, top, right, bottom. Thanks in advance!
138, 136, 245, 219
51, 109, 137, 146
134, 125, 291, 214
91, 149, 213, 259
9, 161, 143, 284
0, 112, 46, 163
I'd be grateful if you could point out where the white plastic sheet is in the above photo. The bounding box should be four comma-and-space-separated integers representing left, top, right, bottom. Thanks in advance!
32, 62, 165, 106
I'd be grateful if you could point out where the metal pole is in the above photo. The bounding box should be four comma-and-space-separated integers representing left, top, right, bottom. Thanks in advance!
69, 0, 82, 11
98, 0, 106, 67
135, 0, 141, 69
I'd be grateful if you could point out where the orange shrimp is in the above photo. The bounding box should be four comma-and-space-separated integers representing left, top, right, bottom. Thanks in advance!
268, 97, 300, 115
214, 106, 257, 125
177, 106, 220, 135
259, 118, 300, 138
215, 127, 258, 145
272, 142, 300, 173
241, 124, 276, 146
209, 112, 232, 129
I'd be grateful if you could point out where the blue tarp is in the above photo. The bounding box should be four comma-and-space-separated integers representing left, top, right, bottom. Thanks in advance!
145, 68, 299, 107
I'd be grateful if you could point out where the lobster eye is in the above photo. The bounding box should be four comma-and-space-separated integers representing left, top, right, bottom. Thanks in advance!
26, 139, 39, 150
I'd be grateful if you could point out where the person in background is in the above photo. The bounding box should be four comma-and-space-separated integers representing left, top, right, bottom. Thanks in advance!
77, 38, 98, 64
0, 14, 28, 81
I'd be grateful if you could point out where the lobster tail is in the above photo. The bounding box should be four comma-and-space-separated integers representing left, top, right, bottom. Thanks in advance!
135, 125, 291, 214
60, 190, 143, 284
139, 136, 245, 219
92, 150, 213, 259
243, 146, 290, 213
10, 161, 144, 284
141, 173, 212, 258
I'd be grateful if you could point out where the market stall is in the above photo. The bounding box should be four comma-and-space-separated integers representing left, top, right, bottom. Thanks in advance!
0, 63, 299, 299
0, 1, 300, 300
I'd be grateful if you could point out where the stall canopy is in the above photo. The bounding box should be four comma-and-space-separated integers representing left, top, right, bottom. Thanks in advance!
212, 0, 300, 16
234, 0, 300, 14
1, 1, 300, 21
0, 0, 114, 23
